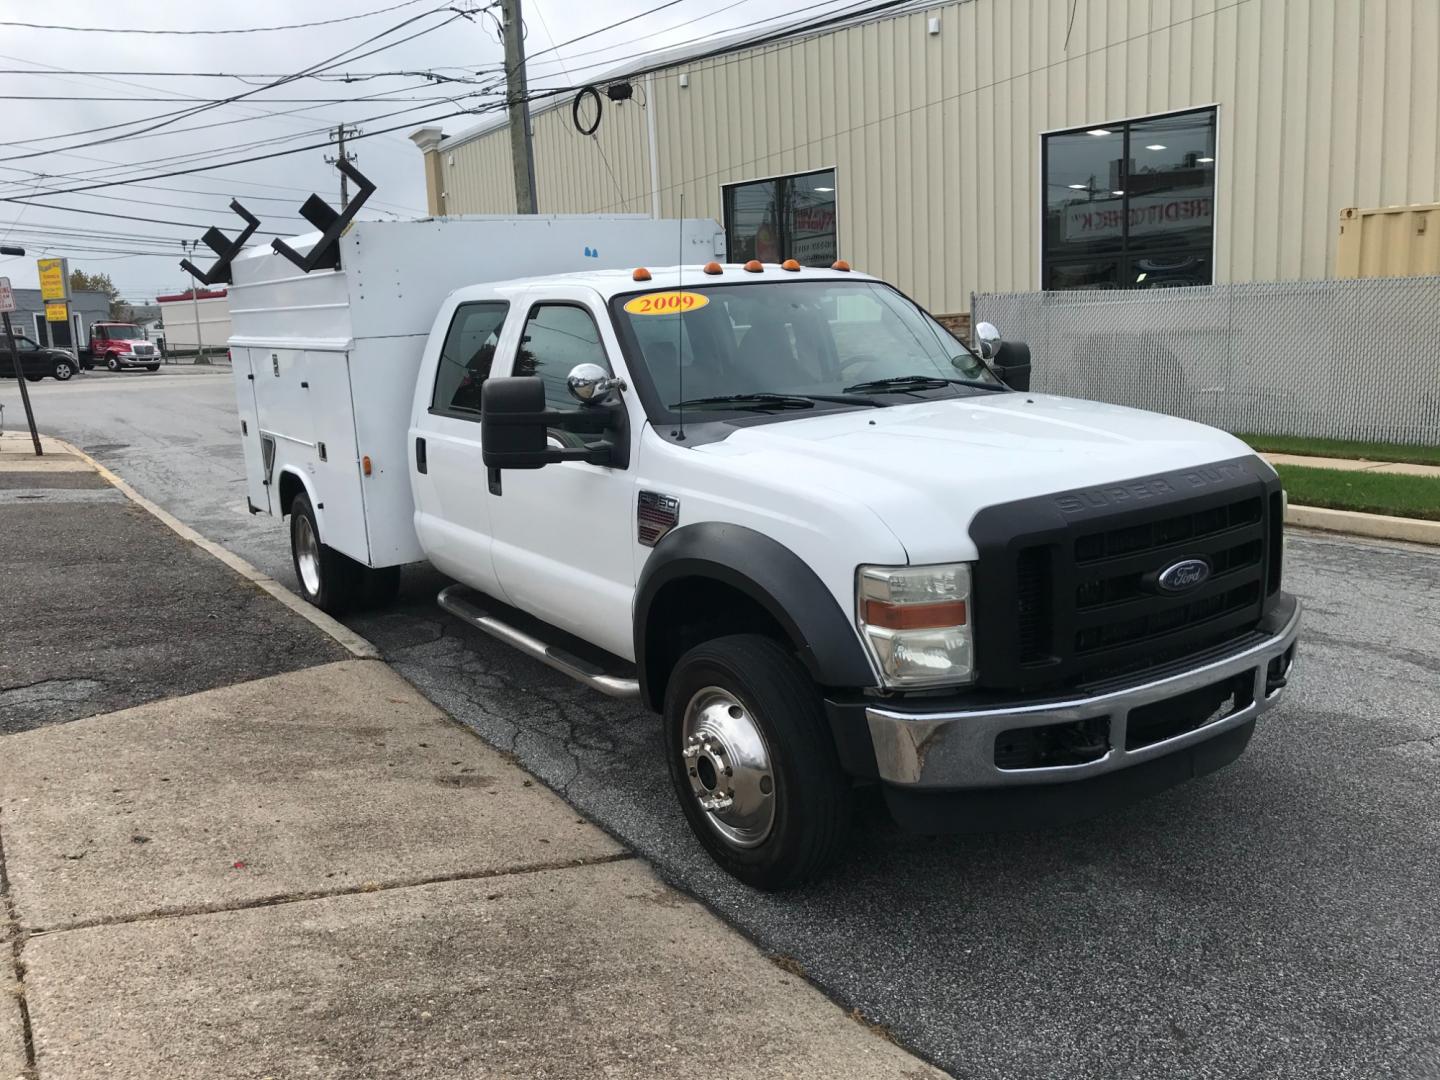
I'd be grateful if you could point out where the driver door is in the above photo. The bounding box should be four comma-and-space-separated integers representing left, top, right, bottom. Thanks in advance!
485, 288, 638, 659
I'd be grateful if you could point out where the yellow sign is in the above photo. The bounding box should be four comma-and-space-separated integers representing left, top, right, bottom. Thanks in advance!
45, 301, 69, 323
37, 258, 69, 302
622, 290, 710, 316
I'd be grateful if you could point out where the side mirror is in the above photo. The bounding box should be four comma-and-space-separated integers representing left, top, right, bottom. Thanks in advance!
481, 376, 629, 470
975, 321, 1002, 361
566, 362, 627, 405
991, 340, 1032, 392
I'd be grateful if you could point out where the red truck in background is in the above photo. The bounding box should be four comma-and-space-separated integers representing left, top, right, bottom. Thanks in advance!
83, 323, 161, 371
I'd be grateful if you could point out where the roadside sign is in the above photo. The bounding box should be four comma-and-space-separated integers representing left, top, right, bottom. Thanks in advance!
0, 276, 13, 313
37, 257, 69, 301
45, 300, 69, 322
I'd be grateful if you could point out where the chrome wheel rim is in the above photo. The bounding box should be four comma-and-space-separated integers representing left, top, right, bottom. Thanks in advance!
680, 686, 776, 849
295, 514, 322, 597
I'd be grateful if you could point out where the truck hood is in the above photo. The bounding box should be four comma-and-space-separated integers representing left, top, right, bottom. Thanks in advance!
691, 392, 1263, 563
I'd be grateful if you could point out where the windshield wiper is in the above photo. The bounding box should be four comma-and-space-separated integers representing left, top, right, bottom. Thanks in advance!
670, 393, 817, 412
670, 392, 884, 412
842, 374, 1005, 394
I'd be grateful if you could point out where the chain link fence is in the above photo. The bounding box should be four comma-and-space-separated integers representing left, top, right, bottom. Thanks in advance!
973, 277, 1440, 445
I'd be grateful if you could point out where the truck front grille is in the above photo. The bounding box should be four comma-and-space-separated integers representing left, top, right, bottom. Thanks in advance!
970, 457, 1284, 693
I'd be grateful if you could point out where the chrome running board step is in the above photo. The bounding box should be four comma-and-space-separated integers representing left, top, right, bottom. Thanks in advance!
437, 584, 641, 699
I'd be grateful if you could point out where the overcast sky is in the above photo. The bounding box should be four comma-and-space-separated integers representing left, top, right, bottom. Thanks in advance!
0, 0, 844, 299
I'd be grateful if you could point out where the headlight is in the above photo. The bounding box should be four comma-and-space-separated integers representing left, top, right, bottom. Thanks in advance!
857, 563, 973, 688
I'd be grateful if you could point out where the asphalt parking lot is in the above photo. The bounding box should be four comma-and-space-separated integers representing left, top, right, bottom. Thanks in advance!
4, 368, 1438, 1079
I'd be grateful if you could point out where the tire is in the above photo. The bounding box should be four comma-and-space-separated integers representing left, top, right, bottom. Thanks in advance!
663, 633, 852, 891
53, 360, 74, 381
289, 490, 360, 615
106, 354, 120, 372
146, 364, 160, 372
23, 374, 42, 382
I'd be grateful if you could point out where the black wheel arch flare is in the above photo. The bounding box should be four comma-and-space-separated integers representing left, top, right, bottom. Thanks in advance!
633, 522, 878, 712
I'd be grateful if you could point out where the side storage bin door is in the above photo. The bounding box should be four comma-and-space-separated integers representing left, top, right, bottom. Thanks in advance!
230, 347, 271, 515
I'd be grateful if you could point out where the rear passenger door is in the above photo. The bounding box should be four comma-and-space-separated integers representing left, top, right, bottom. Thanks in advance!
410, 300, 512, 598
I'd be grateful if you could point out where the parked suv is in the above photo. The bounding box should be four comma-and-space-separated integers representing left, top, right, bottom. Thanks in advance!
86, 323, 160, 371
2, 334, 79, 381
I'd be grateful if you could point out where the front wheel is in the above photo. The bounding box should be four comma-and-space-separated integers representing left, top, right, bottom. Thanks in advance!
53, 360, 74, 380
289, 490, 359, 615
146, 364, 160, 372
106, 354, 120, 372
663, 634, 852, 891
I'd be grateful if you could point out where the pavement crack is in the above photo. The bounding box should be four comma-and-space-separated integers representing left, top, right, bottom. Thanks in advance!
0, 816, 39, 1079
24, 851, 637, 939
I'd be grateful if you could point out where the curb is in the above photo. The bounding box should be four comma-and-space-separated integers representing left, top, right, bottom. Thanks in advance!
1286, 504, 1440, 547
47, 436, 383, 661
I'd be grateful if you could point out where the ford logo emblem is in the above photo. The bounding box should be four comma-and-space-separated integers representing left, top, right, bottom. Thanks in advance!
1156, 558, 1212, 593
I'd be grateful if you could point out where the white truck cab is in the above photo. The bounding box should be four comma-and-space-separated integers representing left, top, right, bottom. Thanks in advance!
228, 216, 1299, 890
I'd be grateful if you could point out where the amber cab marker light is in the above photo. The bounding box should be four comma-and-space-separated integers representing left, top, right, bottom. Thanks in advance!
862, 598, 967, 630
702, 261, 724, 275
781, 259, 801, 271
831, 259, 851, 272
743, 259, 764, 273
362, 455, 373, 477
632, 267, 652, 281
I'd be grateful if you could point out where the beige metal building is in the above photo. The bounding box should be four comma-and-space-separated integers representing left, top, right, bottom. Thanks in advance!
410, 0, 1440, 323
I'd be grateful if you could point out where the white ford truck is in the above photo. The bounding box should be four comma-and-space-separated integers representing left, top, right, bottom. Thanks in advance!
226, 214, 1299, 890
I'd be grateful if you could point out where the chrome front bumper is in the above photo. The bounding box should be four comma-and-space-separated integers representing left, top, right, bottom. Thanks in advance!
865, 600, 1301, 789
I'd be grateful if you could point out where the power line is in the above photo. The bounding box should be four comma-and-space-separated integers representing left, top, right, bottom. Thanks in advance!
0, 201, 288, 236
0, 5, 471, 165
0, 93, 487, 103
0, 1, 438, 35
0, 105, 503, 199
0, 67, 500, 80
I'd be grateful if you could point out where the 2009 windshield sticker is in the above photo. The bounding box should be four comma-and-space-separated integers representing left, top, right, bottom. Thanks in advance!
623, 291, 710, 315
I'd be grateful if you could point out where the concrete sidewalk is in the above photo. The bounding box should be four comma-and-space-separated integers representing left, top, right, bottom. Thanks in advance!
0, 437, 944, 1080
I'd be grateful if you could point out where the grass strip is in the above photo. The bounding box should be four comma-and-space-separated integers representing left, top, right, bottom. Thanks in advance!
1238, 433, 1440, 467
1276, 464, 1440, 522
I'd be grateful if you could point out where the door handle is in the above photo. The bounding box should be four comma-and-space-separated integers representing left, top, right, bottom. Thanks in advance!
415, 436, 427, 474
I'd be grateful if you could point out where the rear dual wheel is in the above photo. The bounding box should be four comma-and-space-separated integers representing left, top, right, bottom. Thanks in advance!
663, 634, 852, 891
289, 490, 400, 615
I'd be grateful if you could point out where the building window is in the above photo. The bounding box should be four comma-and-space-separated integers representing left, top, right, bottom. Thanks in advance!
1042, 107, 1216, 290
723, 169, 837, 266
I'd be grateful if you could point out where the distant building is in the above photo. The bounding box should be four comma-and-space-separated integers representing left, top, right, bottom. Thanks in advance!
3, 288, 110, 352
155, 288, 230, 352
410, 0, 1435, 328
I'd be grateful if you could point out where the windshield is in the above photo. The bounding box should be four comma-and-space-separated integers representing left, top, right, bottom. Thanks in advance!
99, 325, 142, 340
611, 280, 1000, 417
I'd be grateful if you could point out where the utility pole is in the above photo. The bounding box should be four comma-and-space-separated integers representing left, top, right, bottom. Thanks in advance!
326, 123, 360, 209
501, 0, 538, 213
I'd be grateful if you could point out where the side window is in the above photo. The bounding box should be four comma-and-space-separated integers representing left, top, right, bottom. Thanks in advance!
430, 301, 509, 419
515, 303, 611, 413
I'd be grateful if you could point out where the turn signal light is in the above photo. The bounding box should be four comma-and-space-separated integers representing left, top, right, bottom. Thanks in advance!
862, 598, 967, 630
781, 259, 801, 271
702, 261, 723, 275
743, 259, 764, 273
831, 259, 851, 272
632, 267, 652, 281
